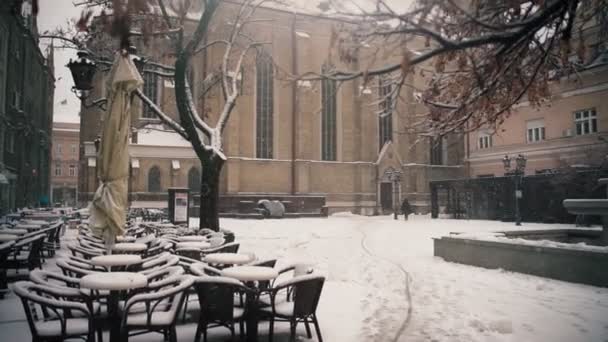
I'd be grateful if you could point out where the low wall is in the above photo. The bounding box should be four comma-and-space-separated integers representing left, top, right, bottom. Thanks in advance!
434, 236, 608, 287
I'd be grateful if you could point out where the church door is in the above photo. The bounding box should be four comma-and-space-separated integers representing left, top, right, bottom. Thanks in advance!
380, 182, 393, 211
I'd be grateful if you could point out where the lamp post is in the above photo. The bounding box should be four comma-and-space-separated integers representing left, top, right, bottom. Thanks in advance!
67, 48, 146, 110
502, 154, 527, 226
384, 169, 403, 220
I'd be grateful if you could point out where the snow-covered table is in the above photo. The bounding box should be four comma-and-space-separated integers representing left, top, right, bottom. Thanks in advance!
175, 241, 211, 249
22, 220, 48, 226
81, 272, 148, 342
177, 236, 208, 242
111, 243, 147, 254
91, 254, 142, 271
0, 234, 18, 242
222, 265, 279, 342
204, 253, 253, 266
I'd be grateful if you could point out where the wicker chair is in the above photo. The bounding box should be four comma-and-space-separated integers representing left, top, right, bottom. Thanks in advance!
192, 276, 254, 342
14, 281, 97, 342
260, 274, 325, 342
5, 234, 46, 273
120, 275, 193, 342
0, 241, 15, 298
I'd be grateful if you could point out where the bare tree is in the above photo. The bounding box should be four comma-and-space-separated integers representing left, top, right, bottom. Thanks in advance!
39, 0, 274, 230
306, 0, 607, 137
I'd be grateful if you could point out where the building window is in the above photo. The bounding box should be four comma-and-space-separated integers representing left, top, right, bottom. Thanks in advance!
188, 167, 201, 193
255, 51, 274, 159
54, 163, 61, 176
0, 23, 7, 112
5, 130, 14, 153
71, 144, 77, 154
56, 144, 62, 154
430, 136, 444, 165
478, 133, 493, 149
321, 63, 337, 161
574, 108, 598, 135
142, 67, 159, 118
148, 166, 161, 192
527, 119, 546, 143
68, 164, 76, 177
378, 76, 393, 150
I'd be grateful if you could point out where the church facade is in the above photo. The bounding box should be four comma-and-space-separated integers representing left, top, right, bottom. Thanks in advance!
78, 4, 464, 215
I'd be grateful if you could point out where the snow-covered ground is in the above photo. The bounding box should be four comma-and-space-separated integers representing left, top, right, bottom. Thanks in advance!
1, 215, 607, 341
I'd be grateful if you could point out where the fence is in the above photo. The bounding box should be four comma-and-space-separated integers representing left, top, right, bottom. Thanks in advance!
430, 168, 608, 223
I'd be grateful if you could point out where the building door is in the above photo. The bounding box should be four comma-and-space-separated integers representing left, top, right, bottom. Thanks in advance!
380, 182, 393, 211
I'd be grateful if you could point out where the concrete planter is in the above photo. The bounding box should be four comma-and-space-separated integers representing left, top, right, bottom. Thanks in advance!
434, 236, 608, 287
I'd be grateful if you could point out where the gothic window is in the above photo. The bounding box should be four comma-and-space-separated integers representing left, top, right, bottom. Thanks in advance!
148, 166, 161, 192
142, 67, 159, 118
188, 167, 201, 193
321, 63, 337, 161
378, 76, 393, 150
430, 137, 444, 165
256, 51, 274, 159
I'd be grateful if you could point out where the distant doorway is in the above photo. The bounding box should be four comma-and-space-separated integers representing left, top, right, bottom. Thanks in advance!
380, 182, 393, 211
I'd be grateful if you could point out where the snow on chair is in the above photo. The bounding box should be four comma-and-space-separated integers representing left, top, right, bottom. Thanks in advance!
14, 281, 97, 342
120, 275, 194, 342
259, 274, 326, 342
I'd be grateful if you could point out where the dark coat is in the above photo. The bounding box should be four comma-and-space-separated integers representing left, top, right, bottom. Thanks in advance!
401, 199, 412, 216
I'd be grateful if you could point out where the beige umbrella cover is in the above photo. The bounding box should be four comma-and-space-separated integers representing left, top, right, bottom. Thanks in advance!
89, 53, 143, 249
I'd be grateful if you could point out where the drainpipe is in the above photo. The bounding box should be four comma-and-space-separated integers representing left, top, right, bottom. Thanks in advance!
290, 13, 298, 195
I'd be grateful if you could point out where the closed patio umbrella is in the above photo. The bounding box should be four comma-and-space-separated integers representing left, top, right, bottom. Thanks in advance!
89, 52, 143, 251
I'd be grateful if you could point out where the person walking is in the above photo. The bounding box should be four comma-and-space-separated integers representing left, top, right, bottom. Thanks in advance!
401, 198, 412, 221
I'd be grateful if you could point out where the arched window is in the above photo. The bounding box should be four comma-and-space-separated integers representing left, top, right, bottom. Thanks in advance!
256, 50, 274, 159
321, 63, 337, 161
148, 166, 161, 192
188, 167, 201, 193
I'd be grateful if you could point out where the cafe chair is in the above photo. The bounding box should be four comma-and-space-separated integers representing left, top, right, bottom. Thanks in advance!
14, 281, 98, 342
192, 276, 254, 342
260, 274, 325, 342
120, 275, 194, 342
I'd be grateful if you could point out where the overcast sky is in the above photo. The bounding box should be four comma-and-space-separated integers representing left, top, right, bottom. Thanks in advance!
37, 0, 412, 124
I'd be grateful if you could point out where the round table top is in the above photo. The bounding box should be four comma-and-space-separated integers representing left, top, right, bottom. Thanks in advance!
176, 241, 211, 249
0, 234, 18, 242
91, 254, 142, 267
80, 272, 148, 290
112, 243, 147, 252
205, 253, 253, 265
0, 229, 27, 235
177, 236, 208, 242
222, 266, 279, 282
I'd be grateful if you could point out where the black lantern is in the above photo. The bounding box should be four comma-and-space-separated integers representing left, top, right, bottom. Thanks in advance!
94, 136, 101, 153
502, 155, 511, 172
515, 154, 527, 173
67, 50, 97, 100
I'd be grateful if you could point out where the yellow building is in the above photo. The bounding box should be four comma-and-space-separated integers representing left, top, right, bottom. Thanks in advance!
79, 4, 464, 215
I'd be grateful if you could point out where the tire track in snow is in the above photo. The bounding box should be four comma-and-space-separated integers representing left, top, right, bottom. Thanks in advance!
357, 223, 413, 342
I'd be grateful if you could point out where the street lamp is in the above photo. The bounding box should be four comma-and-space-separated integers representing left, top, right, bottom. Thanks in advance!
384, 169, 403, 220
67, 48, 146, 110
502, 154, 527, 226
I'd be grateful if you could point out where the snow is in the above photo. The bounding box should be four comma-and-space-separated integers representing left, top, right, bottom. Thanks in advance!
2, 215, 608, 341
134, 125, 191, 147
177, 236, 208, 242
451, 232, 608, 253
112, 243, 147, 252
190, 215, 608, 342
0, 234, 18, 242
221, 266, 279, 282
204, 253, 254, 265
175, 241, 211, 249
80, 272, 148, 291
91, 254, 142, 267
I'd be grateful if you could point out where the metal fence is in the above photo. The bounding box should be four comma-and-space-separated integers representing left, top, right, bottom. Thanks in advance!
430, 168, 608, 223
